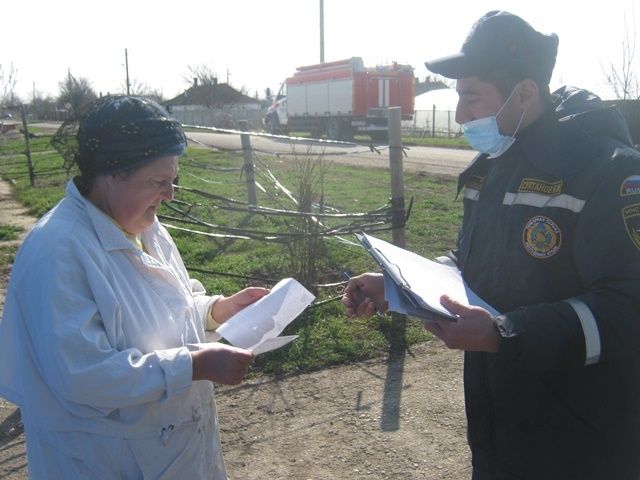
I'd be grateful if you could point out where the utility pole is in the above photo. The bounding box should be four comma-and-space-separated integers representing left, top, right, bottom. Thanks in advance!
319, 0, 325, 63
125, 48, 131, 95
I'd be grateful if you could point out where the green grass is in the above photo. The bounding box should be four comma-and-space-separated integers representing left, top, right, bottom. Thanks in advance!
0, 224, 23, 241
0, 245, 18, 272
0, 136, 53, 156
0, 134, 464, 377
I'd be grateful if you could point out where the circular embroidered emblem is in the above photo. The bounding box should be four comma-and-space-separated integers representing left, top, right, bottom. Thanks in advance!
523, 216, 561, 258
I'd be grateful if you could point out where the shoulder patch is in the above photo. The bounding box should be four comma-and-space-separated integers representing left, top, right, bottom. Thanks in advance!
620, 175, 640, 196
522, 216, 561, 258
622, 203, 640, 251
518, 178, 562, 196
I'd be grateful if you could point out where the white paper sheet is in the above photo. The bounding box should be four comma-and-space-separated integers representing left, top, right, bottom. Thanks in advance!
383, 274, 437, 321
214, 277, 315, 354
360, 233, 499, 319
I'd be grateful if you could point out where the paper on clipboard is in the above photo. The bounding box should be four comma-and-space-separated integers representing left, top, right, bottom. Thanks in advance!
356, 232, 499, 320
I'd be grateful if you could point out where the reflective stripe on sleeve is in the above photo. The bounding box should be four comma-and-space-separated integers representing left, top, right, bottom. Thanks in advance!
567, 298, 601, 365
464, 188, 480, 201
503, 192, 585, 212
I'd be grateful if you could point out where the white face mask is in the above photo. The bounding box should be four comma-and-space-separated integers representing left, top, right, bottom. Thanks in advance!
462, 85, 526, 159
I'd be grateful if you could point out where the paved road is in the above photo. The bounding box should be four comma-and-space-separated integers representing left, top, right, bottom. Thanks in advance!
30, 123, 475, 177
187, 130, 476, 177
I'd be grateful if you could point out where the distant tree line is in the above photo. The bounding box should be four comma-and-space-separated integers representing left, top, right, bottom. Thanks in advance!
0, 63, 273, 121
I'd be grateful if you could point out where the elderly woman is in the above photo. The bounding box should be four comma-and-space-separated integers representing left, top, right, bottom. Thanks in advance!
0, 96, 268, 479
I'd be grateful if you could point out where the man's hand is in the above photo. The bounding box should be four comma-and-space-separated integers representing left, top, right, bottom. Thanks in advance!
422, 295, 500, 353
212, 287, 270, 324
341, 273, 388, 318
191, 343, 254, 385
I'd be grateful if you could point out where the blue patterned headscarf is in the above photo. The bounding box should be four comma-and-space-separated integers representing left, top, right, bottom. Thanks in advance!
52, 95, 187, 175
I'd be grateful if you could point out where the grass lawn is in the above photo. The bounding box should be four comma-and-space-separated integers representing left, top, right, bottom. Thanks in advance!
0, 224, 22, 241
0, 132, 464, 376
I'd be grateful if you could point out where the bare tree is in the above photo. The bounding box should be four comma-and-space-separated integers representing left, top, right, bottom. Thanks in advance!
602, 12, 640, 100
27, 91, 58, 121
58, 72, 97, 116
415, 75, 454, 96
183, 64, 219, 87
123, 79, 165, 103
0, 62, 20, 106
286, 146, 331, 290
181, 64, 233, 110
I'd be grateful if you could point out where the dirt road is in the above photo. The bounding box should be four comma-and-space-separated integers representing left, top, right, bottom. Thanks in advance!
217, 342, 469, 479
0, 178, 470, 479
0, 178, 33, 479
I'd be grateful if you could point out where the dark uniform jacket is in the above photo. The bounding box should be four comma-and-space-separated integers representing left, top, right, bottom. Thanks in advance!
455, 86, 640, 479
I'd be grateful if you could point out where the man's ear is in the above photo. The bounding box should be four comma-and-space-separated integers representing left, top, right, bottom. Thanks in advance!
517, 79, 540, 109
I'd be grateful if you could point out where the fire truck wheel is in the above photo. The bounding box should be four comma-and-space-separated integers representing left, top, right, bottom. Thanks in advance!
341, 126, 354, 142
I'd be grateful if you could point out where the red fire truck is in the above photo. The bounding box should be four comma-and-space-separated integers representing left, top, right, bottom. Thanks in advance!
264, 57, 414, 141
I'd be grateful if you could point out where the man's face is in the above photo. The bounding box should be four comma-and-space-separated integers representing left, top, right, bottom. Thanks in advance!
455, 76, 523, 135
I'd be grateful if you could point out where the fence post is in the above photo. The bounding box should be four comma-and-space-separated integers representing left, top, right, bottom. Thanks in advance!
388, 107, 405, 249
238, 120, 257, 206
431, 104, 436, 138
20, 105, 35, 187
385, 106, 407, 420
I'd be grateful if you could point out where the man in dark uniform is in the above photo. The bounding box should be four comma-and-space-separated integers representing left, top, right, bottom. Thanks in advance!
342, 11, 640, 479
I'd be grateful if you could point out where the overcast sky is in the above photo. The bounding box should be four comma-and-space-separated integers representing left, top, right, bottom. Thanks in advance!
2, 0, 638, 102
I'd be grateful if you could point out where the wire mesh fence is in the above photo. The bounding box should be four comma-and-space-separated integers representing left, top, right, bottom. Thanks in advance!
0, 123, 411, 298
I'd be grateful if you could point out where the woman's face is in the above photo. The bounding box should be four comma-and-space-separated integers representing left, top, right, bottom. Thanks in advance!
102, 155, 179, 235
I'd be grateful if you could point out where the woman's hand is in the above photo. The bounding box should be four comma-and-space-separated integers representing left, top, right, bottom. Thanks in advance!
191, 343, 254, 385
212, 287, 270, 324
341, 273, 388, 318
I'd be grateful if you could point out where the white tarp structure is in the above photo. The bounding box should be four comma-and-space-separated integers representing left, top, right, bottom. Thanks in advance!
415, 88, 459, 111
412, 88, 462, 137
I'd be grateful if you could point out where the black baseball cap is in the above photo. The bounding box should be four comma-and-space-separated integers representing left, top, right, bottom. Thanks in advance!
425, 11, 559, 85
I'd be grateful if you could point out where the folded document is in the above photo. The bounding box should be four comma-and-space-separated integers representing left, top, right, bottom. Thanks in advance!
357, 233, 498, 320
193, 278, 315, 355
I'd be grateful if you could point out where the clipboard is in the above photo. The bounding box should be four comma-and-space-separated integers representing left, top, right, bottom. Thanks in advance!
356, 232, 499, 321
356, 232, 412, 292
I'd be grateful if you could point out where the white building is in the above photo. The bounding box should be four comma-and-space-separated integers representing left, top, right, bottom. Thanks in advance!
412, 88, 461, 137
